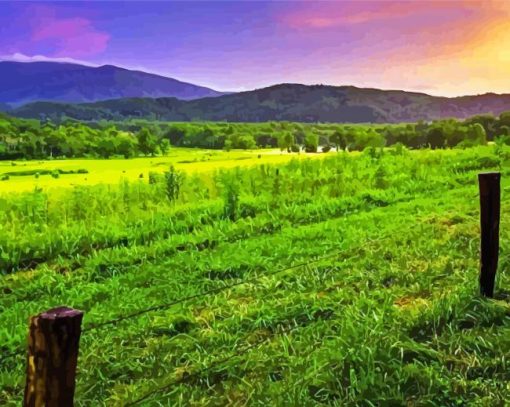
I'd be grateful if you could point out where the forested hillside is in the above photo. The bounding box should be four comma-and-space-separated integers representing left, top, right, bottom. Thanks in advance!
10, 84, 510, 123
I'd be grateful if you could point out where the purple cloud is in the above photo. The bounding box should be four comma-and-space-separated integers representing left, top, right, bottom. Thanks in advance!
27, 5, 110, 57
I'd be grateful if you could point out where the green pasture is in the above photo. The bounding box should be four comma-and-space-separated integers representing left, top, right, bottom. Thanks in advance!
0, 148, 332, 193
1, 145, 509, 405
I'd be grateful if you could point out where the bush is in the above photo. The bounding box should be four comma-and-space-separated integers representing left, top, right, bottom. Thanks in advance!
322, 145, 332, 153
165, 166, 185, 202
373, 165, 388, 189
148, 172, 162, 185
290, 144, 300, 153
223, 181, 240, 221
495, 134, 510, 145
393, 142, 406, 156
304, 133, 319, 153
51, 170, 60, 179
363, 146, 378, 159
4, 168, 90, 177
1, 174, 9, 181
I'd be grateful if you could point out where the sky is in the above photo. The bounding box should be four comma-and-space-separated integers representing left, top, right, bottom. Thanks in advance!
0, 0, 509, 96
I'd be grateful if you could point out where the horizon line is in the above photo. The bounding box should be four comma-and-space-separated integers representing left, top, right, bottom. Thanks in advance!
1, 55, 508, 99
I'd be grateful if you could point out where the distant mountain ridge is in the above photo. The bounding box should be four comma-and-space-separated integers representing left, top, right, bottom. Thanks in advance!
0, 61, 225, 106
10, 83, 510, 123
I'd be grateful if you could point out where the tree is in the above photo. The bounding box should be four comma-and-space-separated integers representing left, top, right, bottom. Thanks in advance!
426, 126, 446, 149
116, 132, 138, 158
41, 124, 60, 158
96, 134, 116, 158
224, 139, 233, 152
235, 134, 257, 149
160, 139, 171, 155
465, 114, 497, 141
278, 132, 294, 152
136, 127, 157, 156
330, 129, 347, 151
304, 133, 318, 153
462, 123, 486, 146
293, 128, 306, 145
499, 111, 510, 127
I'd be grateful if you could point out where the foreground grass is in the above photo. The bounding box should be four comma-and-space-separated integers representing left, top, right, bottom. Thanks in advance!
1, 146, 509, 405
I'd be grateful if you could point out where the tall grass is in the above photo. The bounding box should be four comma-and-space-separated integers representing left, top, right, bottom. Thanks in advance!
1, 145, 509, 405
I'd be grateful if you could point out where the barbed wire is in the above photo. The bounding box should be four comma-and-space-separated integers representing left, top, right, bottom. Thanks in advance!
117, 227, 454, 405
82, 236, 386, 334
124, 320, 302, 406
0, 222, 450, 372
1, 236, 386, 365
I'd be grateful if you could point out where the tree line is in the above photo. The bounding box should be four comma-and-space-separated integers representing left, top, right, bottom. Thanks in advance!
0, 111, 509, 160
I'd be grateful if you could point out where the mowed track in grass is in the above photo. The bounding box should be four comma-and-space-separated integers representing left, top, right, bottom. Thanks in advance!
1, 146, 510, 405
0, 148, 332, 193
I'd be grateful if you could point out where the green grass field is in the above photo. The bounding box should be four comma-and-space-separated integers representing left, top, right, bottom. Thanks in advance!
0, 148, 332, 193
1, 145, 509, 405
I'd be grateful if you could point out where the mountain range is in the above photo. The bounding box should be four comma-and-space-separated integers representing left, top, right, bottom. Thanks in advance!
0, 61, 224, 106
3, 61, 510, 123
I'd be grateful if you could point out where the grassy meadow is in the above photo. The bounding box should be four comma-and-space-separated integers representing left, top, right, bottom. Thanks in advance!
0, 148, 333, 193
1, 145, 510, 405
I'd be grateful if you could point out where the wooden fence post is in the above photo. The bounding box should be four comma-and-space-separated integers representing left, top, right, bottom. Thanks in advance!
478, 172, 501, 297
24, 307, 84, 407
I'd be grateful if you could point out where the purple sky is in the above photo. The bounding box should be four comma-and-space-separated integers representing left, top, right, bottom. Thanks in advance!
1, 1, 509, 96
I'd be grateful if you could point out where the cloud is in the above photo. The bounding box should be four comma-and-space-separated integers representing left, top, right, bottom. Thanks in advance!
25, 5, 110, 58
0, 53, 98, 66
280, 1, 479, 29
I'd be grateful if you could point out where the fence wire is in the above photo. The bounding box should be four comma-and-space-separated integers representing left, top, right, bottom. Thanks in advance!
82, 236, 385, 334
1, 236, 386, 363
124, 321, 302, 406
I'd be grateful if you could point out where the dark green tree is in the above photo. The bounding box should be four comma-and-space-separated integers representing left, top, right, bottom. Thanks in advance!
304, 133, 318, 153
160, 139, 171, 155
136, 127, 157, 156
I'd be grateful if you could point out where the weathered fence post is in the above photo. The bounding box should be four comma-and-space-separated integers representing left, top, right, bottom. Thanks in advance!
24, 307, 84, 407
478, 172, 501, 297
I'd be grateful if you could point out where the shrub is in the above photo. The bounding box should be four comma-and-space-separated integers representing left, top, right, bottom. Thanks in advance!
393, 142, 406, 156
322, 145, 332, 153
272, 168, 281, 198
374, 165, 388, 189
164, 166, 185, 202
1, 174, 9, 181
363, 146, 378, 159
304, 133, 319, 153
148, 172, 162, 184
223, 181, 240, 221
